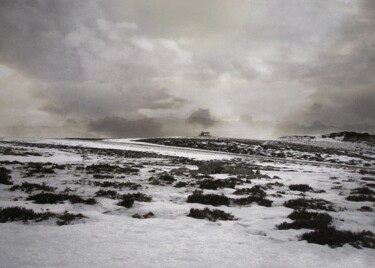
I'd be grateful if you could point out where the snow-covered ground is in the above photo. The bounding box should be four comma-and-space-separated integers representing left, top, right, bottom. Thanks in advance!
0, 138, 374, 267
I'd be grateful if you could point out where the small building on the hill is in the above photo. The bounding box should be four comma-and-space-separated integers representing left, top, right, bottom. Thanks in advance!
199, 131, 211, 137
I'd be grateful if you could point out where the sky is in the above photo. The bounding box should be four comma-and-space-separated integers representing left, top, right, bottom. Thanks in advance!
0, 0, 374, 139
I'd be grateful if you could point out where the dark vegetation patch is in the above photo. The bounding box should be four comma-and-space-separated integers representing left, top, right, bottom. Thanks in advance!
91, 181, 141, 190
277, 210, 332, 230
132, 212, 154, 219
22, 163, 60, 178
149, 172, 175, 185
288, 184, 313, 192
358, 206, 373, 212
195, 161, 269, 179
26, 193, 97, 205
350, 187, 374, 195
117, 192, 152, 208
0, 167, 13, 185
231, 196, 273, 207
187, 191, 230, 206
284, 198, 335, 211
95, 189, 119, 199
0, 206, 85, 225
93, 174, 114, 179
346, 186, 375, 202
86, 164, 139, 175
346, 195, 375, 202
174, 181, 188, 188
360, 177, 375, 182
188, 207, 236, 221
233, 185, 266, 196
10, 182, 55, 193
300, 227, 375, 249
364, 183, 375, 188
199, 178, 238, 190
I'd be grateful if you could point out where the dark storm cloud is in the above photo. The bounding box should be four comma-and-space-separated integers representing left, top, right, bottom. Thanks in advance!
187, 109, 216, 127
277, 0, 375, 132
88, 116, 163, 138
0, 0, 190, 123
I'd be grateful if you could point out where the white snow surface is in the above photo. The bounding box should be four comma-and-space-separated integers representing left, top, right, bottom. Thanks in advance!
0, 138, 374, 268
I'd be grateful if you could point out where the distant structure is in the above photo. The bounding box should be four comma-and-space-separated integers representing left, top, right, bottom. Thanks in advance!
199, 131, 211, 137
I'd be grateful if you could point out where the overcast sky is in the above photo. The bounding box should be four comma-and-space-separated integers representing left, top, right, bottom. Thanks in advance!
0, 0, 374, 138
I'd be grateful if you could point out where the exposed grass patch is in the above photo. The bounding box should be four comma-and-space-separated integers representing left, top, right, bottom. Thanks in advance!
284, 198, 335, 211
350, 187, 374, 195
10, 182, 55, 193
188, 207, 236, 221
0, 206, 85, 225
91, 181, 141, 190
132, 212, 154, 219
149, 172, 175, 185
358, 206, 373, 212
233, 185, 266, 197
0, 167, 13, 185
187, 191, 230, 206
346, 195, 375, 202
288, 184, 313, 192
301, 227, 375, 248
117, 192, 152, 208
174, 181, 188, 188
231, 196, 273, 207
199, 178, 237, 190
95, 189, 119, 199
27, 193, 97, 205
86, 164, 139, 175
277, 210, 332, 230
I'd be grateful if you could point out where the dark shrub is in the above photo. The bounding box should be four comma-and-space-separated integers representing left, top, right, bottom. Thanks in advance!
346, 195, 375, 202
188, 208, 236, 222
197, 161, 225, 174
158, 172, 175, 182
232, 196, 272, 207
350, 187, 374, 195
233, 185, 266, 197
0, 167, 12, 185
124, 192, 152, 202
10, 182, 55, 193
0, 207, 86, 225
27, 193, 97, 205
358, 206, 373, 212
118, 192, 152, 208
199, 180, 219, 190
174, 181, 188, 188
277, 210, 332, 230
288, 184, 313, 192
0, 207, 53, 223
117, 196, 135, 208
86, 164, 139, 175
56, 211, 86, 226
132, 212, 154, 219
95, 190, 119, 199
284, 198, 335, 211
187, 191, 230, 206
301, 227, 375, 248
91, 181, 141, 190
199, 178, 237, 190
93, 174, 113, 179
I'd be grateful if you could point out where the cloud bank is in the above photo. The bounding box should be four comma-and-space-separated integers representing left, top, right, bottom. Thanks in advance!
0, 0, 374, 138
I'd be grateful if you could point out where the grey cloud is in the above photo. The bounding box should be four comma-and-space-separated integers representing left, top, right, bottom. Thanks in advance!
187, 109, 216, 127
88, 116, 163, 138
1, 0, 374, 138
